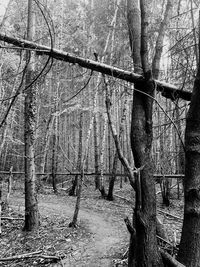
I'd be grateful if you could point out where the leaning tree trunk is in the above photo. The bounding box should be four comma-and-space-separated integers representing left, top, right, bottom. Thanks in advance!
107, 95, 128, 200
24, 0, 39, 231
177, 52, 200, 267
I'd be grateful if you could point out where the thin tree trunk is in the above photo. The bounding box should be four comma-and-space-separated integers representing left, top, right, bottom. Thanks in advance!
177, 41, 200, 267
24, 0, 39, 231
152, 0, 172, 79
69, 112, 93, 227
69, 112, 83, 196
51, 133, 57, 193
0, 176, 2, 235
93, 114, 100, 189
99, 116, 107, 198
40, 114, 55, 173
107, 95, 128, 200
107, 151, 118, 201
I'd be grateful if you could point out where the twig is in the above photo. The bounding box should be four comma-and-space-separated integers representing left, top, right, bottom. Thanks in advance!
157, 209, 182, 221
39, 254, 63, 260
157, 235, 177, 250
114, 194, 133, 204
1, 216, 24, 220
122, 247, 129, 259
0, 251, 64, 262
0, 251, 42, 261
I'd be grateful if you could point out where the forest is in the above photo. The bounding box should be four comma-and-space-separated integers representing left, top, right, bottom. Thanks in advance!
0, 0, 199, 266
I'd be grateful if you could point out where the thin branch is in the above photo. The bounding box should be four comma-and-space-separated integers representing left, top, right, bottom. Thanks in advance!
104, 77, 135, 189
0, 251, 63, 262
0, 251, 42, 261
1, 217, 24, 220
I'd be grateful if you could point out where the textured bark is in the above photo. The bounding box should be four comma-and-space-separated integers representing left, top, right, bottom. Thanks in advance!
177, 59, 200, 266
24, 0, 39, 231
127, 0, 142, 73
128, 0, 163, 266
131, 80, 162, 267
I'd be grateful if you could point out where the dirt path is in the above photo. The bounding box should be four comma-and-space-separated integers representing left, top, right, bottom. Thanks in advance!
10, 193, 129, 267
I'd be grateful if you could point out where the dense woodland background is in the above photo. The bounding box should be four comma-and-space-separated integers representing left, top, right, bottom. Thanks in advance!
0, 0, 190, 176
0, 0, 200, 266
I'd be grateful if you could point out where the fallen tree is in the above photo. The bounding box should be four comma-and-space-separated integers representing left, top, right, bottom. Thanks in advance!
0, 33, 191, 101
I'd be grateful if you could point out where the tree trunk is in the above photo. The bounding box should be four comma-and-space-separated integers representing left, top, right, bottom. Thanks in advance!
131, 80, 162, 267
99, 115, 107, 198
93, 114, 100, 189
127, 0, 164, 266
177, 52, 200, 267
70, 112, 93, 227
107, 151, 118, 201
69, 112, 83, 196
51, 133, 57, 193
24, 0, 39, 231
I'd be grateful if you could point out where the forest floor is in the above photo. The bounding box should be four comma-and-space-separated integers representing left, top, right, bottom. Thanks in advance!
0, 178, 184, 267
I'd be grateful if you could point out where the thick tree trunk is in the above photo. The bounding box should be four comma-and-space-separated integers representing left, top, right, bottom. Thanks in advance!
127, 0, 164, 266
130, 81, 163, 267
24, 0, 39, 231
177, 61, 200, 267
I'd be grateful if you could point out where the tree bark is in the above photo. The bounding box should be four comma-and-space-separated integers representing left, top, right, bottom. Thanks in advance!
177, 50, 200, 267
128, 0, 163, 266
24, 0, 39, 231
